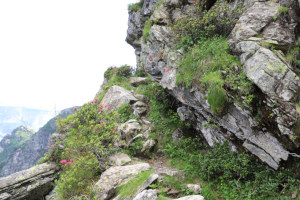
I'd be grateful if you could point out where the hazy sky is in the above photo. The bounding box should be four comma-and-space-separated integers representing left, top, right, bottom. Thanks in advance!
0, 0, 138, 111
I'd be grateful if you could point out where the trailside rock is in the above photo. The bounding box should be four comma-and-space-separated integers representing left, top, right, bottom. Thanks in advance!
130, 77, 149, 86
133, 101, 148, 117
0, 163, 58, 200
119, 119, 142, 143
174, 195, 205, 200
95, 163, 151, 200
133, 189, 157, 200
100, 86, 138, 110
108, 153, 132, 166
186, 184, 202, 194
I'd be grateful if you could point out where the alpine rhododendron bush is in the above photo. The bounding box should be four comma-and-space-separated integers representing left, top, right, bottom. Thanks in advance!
48, 99, 131, 199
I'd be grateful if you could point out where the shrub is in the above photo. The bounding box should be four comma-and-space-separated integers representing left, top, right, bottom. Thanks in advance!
172, 0, 244, 44
278, 6, 289, 14
128, 0, 144, 13
165, 138, 300, 200
143, 19, 154, 42
53, 101, 124, 198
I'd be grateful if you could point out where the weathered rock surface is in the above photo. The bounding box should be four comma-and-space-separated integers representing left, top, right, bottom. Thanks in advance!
126, 0, 300, 169
174, 195, 205, 200
108, 153, 132, 166
185, 184, 202, 194
0, 163, 58, 200
119, 119, 142, 143
133, 101, 148, 117
130, 77, 149, 86
133, 189, 157, 200
101, 86, 138, 110
95, 163, 151, 200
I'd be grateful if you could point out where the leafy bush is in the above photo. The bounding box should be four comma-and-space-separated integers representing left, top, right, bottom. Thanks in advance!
128, 0, 144, 13
143, 19, 154, 42
172, 0, 244, 44
116, 65, 132, 77
53, 101, 124, 198
165, 138, 300, 200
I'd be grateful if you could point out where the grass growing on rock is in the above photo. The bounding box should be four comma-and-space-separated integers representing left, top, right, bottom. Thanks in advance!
116, 169, 154, 198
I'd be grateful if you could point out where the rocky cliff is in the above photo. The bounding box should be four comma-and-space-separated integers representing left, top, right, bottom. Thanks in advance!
0, 126, 34, 174
126, 0, 300, 170
0, 108, 75, 177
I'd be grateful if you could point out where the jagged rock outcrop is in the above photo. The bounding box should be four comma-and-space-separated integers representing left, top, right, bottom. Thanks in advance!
101, 85, 138, 110
95, 163, 151, 200
126, 0, 300, 169
0, 163, 58, 200
0, 108, 75, 177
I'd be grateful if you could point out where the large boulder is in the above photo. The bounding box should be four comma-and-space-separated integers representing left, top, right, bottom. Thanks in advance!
133, 189, 157, 200
0, 163, 58, 200
95, 163, 151, 200
100, 86, 138, 110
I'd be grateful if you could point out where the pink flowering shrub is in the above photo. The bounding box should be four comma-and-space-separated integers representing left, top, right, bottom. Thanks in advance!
54, 100, 122, 198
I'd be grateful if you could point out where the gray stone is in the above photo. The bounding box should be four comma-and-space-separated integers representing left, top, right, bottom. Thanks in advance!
262, 21, 296, 46
134, 94, 150, 103
154, 166, 185, 180
0, 163, 58, 200
174, 195, 204, 200
108, 153, 132, 166
150, 5, 171, 24
133, 101, 148, 117
186, 184, 202, 194
133, 189, 157, 200
100, 86, 138, 110
119, 119, 142, 143
130, 77, 149, 86
228, 2, 281, 47
141, 139, 156, 153
95, 163, 151, 200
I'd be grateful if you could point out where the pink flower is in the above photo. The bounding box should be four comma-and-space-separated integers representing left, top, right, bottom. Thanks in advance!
54, 143, 57, 146
100, 120, 105, 123
67, 162, 71, 165
70, 159, 74, 162
99, 104, 103, 106
61, 160, 67, 164
158, 54, 162, 59
68, 149, 72, 152
192, 1, 195, 3
94, 127, 98, 130
119, 105, 123, 108
165, 68, 169, 73
107, 106, 111, 109
150, 55, 153, 61
100, 109, 103, 112
51, 139, 53, 142
74, 107, 78, 110
181, 17, 184, 19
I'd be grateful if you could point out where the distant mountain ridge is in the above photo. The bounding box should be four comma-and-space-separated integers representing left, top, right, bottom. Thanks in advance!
0, 107, 76, 177
0, 106, 54, 140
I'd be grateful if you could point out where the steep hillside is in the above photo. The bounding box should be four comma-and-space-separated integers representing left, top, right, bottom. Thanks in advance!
0, 106, 53, 140
0, 126, 34, 173
0, 107, 75, 177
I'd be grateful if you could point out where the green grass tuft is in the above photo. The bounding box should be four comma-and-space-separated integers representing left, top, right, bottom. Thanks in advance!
117, 169, 154, 198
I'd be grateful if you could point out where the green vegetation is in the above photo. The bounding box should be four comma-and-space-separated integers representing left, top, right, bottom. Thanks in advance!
164, 138, 300, 200
0, 126, 34, 171
143, 19, 158, 42
117, 169, 154, 198
176, 36, 254, 114
286, 38, 300, 68
172, 0, 244, 44
50, 99, 129, 199
128, 0, 144, 13
278, 6, 289, 14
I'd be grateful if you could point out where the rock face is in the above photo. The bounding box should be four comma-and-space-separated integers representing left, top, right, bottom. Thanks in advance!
0, 108, 75, 177
133, 189, 157, 200
101, 85, 138, 110
126, 0, 300, 169
95, 163, 151, 200
0, 163, 58, 200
